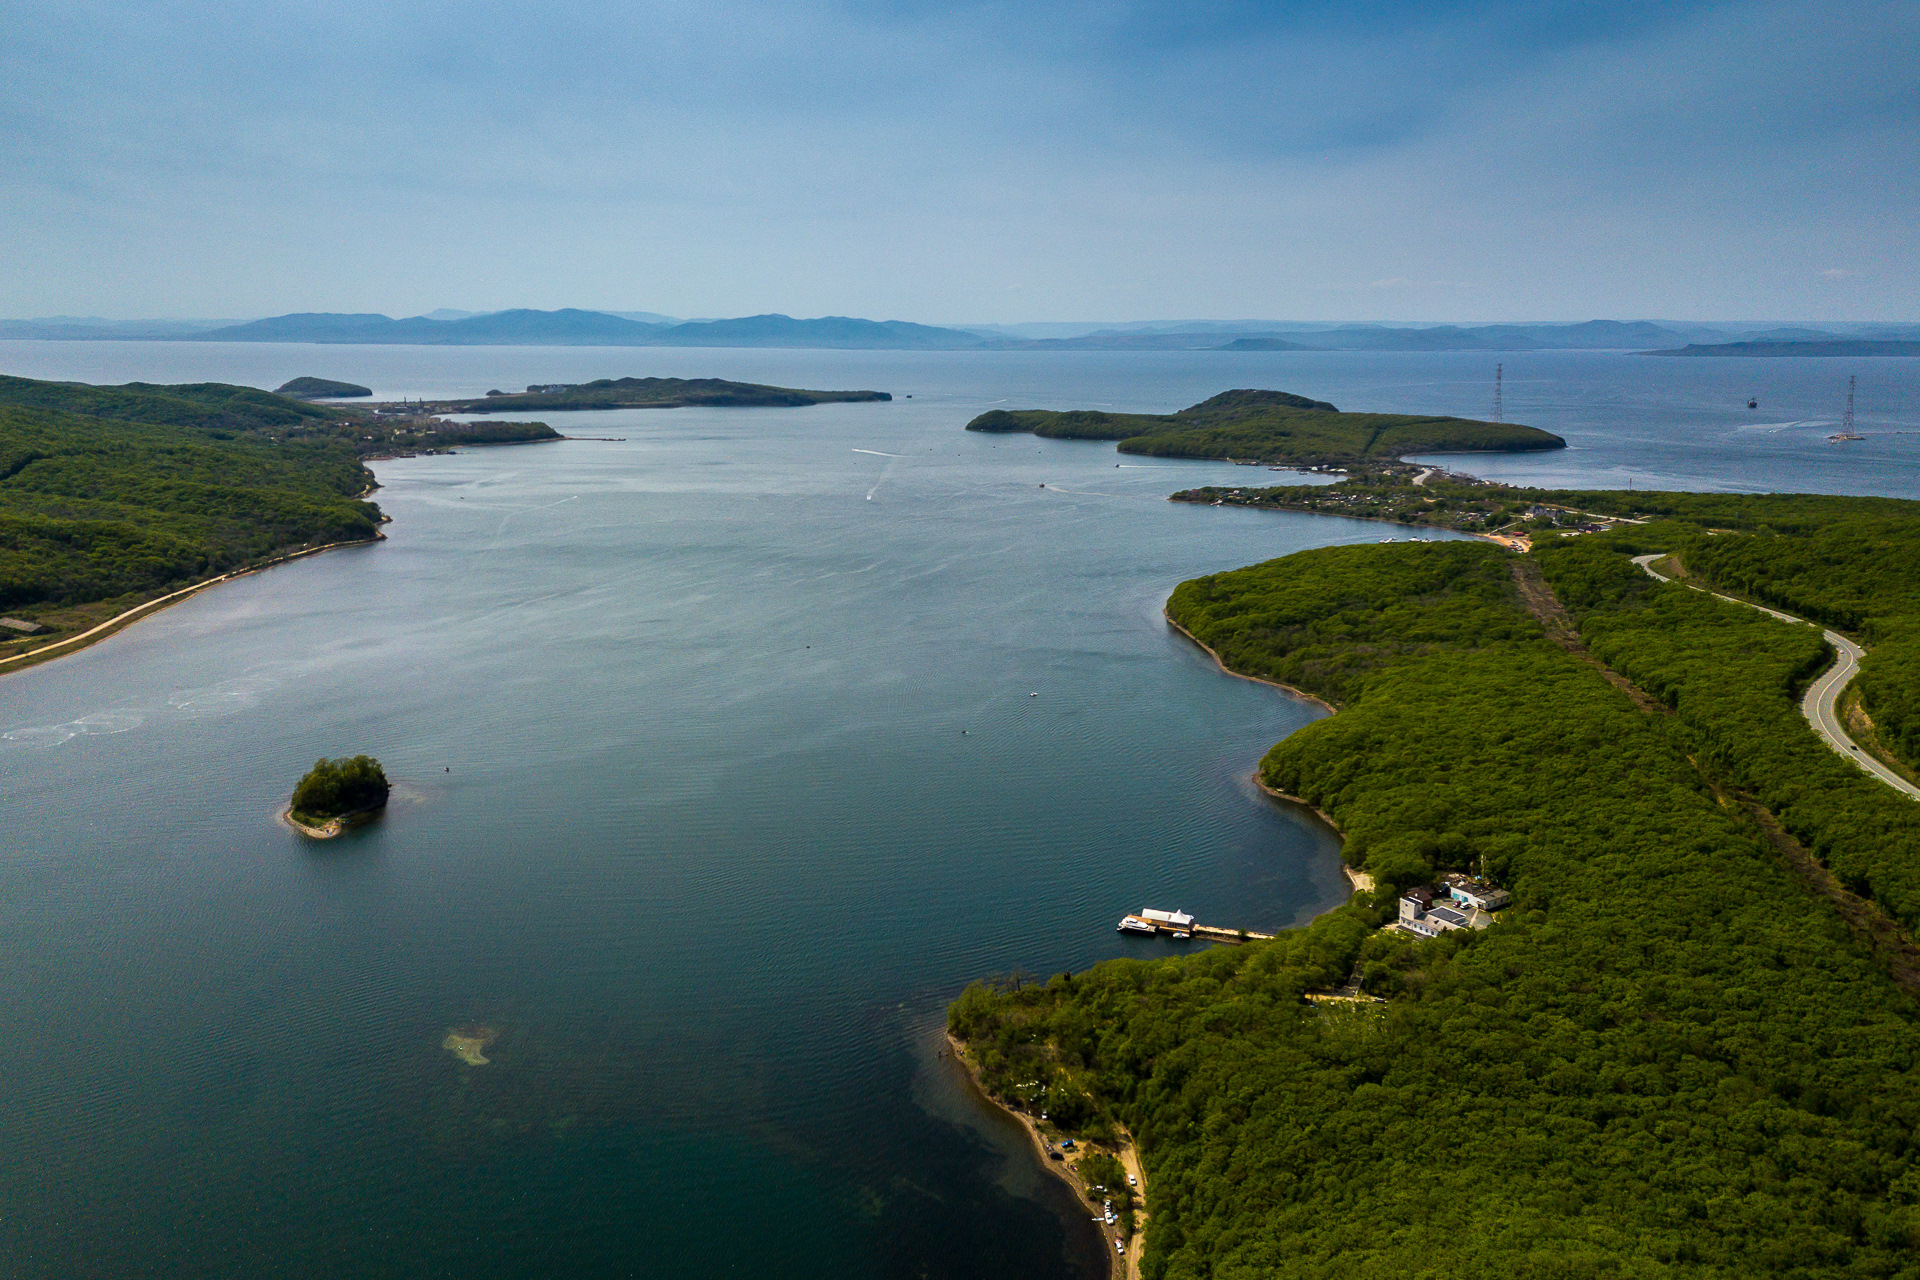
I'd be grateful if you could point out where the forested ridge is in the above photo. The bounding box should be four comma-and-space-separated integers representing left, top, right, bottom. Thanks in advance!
951, 531, 1920, 1277
964, 389, 1564, 465
449, 375, 891, 412
0, 375, 569, 639
0, 376, 384, 622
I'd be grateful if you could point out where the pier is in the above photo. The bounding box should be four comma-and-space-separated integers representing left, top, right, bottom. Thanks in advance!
1117, 907, 1273, 943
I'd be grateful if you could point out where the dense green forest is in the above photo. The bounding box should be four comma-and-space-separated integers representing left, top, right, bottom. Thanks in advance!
1178, 480, 1920, 773
290, 755, 391, 824
952, 537, 1920, 1276
965, 389, 1564, 465
450, 376, 891, 412
0, 375, 565, 632
1535, 534, 1920, 934
0, 378, 385, 617
1653, 506, 1920, 769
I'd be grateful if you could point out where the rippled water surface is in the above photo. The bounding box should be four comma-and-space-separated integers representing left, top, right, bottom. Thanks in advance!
1, 342, 1914, 1277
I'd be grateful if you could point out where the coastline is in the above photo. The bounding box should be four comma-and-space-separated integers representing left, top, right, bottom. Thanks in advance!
945, 1033, 1142, 1280
1175, 494, 1532, 550
1166, 609, 1370, 902
1251, 771, 1345, 841
0, 535, 382, 679
1163, 610, 1336, 713
281, 803, 385, 839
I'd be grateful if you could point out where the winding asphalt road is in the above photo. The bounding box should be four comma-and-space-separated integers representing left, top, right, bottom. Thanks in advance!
1631, 554, 1920, 801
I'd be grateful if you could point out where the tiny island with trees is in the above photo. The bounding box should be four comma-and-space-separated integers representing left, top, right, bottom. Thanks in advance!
286, 755, 391, 837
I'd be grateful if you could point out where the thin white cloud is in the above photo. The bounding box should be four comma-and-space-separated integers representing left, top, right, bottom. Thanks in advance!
0, 0, 1913, 320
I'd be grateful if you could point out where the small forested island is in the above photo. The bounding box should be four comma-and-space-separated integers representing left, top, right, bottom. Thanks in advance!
287, 755, 391, 837
449, 376, 891, 413
0, 374, 559, 669
965, 388, 1563, 466
275, 376, 372, 398
952, 491, 1920, 1275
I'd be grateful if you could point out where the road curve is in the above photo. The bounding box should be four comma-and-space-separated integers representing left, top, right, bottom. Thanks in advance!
1630, 554, 1920, 801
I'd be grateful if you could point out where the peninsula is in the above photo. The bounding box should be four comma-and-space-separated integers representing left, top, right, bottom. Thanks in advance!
965, 389, 1564, 467
0, 374, 554, 671
448, 376, 891, 413
952, 492, 1920, 1276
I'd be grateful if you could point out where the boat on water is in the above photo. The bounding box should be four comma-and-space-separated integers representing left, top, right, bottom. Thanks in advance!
1121, 907, 1198, 936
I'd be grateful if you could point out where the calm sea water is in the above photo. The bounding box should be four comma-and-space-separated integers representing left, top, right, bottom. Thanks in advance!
1, 342, 1915, 1278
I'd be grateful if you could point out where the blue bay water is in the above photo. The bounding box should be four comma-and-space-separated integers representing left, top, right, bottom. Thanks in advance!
0, 342, 1915, 1277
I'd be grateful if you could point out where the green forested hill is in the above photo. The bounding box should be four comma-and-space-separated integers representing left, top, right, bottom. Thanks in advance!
952, 539, 1920, 1277
1536, 534, 1920, 934
0, 378, 384, 623
0, 375, 343, 435
449, 375, 891, 412
965, 388, 1565, 465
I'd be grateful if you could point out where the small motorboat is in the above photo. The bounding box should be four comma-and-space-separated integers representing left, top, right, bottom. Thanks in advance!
1748, 398, 1758, 409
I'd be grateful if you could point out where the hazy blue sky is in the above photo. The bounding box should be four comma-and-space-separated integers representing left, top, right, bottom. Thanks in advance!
3, 0, 1914, 321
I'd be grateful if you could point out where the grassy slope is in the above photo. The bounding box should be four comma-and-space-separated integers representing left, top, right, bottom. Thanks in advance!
965, 389, 1564, 464
952, 541, 1920, 1276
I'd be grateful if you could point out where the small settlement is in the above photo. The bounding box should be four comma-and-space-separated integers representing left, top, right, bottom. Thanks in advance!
1392, 873, 1511, 937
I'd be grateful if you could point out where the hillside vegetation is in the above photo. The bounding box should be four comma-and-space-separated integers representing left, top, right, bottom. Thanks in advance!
966, 389, 1564, 465
451, 376, 891, 413
952, 534, 1920, 1276
0, 376, 385, 627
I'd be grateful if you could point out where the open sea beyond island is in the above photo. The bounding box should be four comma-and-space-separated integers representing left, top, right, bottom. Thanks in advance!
2, 342, 1916, 1278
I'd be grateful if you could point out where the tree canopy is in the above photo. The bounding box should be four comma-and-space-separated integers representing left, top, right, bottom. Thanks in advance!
965, 388, 1564, 466
953, 527, 1920, 1277
290, 755, 390, 823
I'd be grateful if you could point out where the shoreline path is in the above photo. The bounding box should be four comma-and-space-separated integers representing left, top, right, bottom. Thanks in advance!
1631, 553, 1920, 802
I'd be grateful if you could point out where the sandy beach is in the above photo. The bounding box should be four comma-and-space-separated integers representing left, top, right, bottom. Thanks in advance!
0, 535, 382, 678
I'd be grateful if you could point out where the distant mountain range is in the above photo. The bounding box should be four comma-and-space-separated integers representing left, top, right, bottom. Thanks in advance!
3, 310, 1916, 351
174, 309, 994, 349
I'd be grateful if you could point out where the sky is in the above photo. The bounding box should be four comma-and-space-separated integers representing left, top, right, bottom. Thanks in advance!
2, 0, 1915, 323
